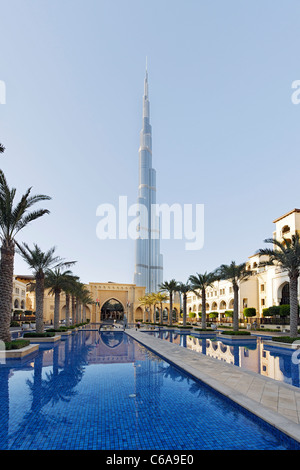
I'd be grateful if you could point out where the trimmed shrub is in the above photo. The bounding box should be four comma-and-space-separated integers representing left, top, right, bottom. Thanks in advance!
268, 306, 280, 316
262, 308, 270, 317
243, 307, 256, 318
5, 339, 30, 350
279, 304, 290, 317
209, 312, 218, 318
23, 332, 55, 338
221, 330, 251, 336
189, 312, 196, 318
224, 310, 233, 317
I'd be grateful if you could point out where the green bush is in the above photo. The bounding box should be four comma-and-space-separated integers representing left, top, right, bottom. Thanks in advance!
224, 310, 233, 317
209, 312, 218, 318
5, 339, 30, 350
243, 307, 256, 318
271, 336, 298, 343
268, 305, 280, 316
10, 321, 20, 327
23, 332, 55, 338
221, 330, 251, 336
279, 304, 290, 317
262, 308, 270, 317
189, 312, 196, 318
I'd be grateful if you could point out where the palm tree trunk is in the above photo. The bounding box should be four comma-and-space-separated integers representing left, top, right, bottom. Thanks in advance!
54, 289, 60, 330
0, 241, 15, 342
169, 291, 173, 326
76, 299, 79, 324
35, 275, 45, 334
65, 293, 70, 327
160, 302, 163, 324
289, 275, 299, 337
233, 284, 239, 331
71, 296, 76, 325
201, 288, 206, 329
183, 293, 187, 327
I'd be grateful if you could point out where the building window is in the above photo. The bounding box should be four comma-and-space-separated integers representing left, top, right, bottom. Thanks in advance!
260, 284, 265, 292
261, 299, 265, 306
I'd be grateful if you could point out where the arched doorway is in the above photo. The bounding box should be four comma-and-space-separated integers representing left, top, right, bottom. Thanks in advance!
101, 299, 124, 321
280, 283, 290, 305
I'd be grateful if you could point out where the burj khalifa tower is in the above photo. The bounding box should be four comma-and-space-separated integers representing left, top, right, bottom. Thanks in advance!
134, 64, 163, 293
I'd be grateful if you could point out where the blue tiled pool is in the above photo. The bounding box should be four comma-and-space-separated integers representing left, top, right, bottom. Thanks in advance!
0, 330, 299, 450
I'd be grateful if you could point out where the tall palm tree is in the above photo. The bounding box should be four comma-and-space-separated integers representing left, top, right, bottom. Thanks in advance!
258, 234, 300, 337
0, 143, 5, 153
154, 292, 169, 324
138, 294, 152, 322
61, 274, 80, 327
176, 281, 191, 327
0, 170, 51, 342
45, 268, 75, 330
80, 288, 93, 323
16, 242, 75, 333
189, 272, 216, 329
159, 279, 178, 326
214, 261, 252, 332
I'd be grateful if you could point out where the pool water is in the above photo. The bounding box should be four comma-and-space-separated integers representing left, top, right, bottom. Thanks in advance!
145, 330, 300, 389
0, 330, 299, 450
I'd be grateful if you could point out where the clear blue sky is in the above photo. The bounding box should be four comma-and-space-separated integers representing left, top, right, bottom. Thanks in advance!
1, 0, 300, 285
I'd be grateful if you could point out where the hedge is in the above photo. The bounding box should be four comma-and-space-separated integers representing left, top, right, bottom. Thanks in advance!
221, 330, 251, 336
5, 339, 30, 350
23, 332, 55, 338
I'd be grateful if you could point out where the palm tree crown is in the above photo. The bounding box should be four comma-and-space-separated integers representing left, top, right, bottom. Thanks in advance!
159, 279, 178, 326
0, 170, 51, 342
189, 272, 217, 329
215, 261, 252, 331
16, 243, 74, 333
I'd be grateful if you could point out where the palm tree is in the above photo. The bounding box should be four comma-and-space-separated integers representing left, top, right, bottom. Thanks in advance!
61, 274, 80, 327
138, 294, 152, 322
176, 281, 191, 327
80, 289, 93, 323
0, 143, 5, 153
0, 170, 51, 342
16, 242, 75, 333
258, 234, 300, 337
154, 292, 169, 324
159, 279, 178, 326
214, 261, 252, 332
189, 272, 216, 329
45, 268, 76, 330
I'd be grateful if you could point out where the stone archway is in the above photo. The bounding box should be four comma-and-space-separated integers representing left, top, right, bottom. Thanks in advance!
101, 298, 124, 321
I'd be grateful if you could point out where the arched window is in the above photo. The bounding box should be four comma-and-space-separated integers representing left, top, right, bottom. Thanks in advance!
219, 300, 226, 310
14, 299, 19, 309
282, 225, 290, 235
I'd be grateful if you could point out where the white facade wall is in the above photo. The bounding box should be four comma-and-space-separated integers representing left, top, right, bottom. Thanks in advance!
187, 209, 300, 319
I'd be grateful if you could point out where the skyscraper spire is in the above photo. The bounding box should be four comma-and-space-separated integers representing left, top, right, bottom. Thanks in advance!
134, 64, 163, 293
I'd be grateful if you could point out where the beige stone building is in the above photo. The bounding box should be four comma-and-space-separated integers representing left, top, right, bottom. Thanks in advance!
24, 280, 179, 325
187, 208, 300, 326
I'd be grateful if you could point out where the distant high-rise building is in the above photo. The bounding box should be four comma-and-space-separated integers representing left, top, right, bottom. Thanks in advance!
134, 65, 163, 292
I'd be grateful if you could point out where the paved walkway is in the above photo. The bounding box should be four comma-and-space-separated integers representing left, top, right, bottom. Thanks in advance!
126, 328, 300, 444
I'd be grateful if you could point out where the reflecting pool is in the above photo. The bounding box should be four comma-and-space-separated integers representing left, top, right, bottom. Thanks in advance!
144, 330, 300, 389
0, 331, 298, 450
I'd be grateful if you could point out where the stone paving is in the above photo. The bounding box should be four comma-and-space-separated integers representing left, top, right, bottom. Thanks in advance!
126, 328, 300, 443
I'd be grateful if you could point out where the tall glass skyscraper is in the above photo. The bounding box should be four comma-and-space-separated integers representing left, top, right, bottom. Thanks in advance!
134, 66, 163, 293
